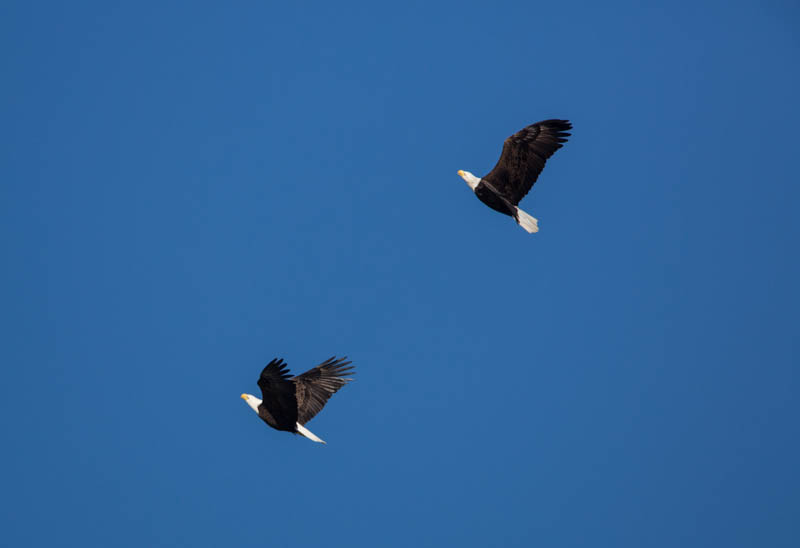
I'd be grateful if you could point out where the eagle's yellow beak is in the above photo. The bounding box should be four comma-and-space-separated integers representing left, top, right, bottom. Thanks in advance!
457, 170, 465, 177
240, 394, 248, 400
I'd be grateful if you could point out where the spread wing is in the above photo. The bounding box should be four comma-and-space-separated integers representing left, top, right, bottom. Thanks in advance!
483, 119, 572, 204
257, 358, 298, 425
293, 357, 355, 425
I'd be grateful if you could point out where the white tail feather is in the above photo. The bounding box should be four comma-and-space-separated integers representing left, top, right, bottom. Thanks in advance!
296, 422, 326, 444
516, 207, 539, 233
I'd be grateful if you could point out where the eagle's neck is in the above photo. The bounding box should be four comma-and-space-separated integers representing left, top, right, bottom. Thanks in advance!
460, 170, 481, 191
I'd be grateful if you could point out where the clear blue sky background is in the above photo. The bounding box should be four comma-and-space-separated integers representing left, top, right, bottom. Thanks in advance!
1, 1, 798, 546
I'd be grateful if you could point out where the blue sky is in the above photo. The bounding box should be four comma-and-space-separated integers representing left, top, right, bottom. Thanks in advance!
1, 1, 798, 546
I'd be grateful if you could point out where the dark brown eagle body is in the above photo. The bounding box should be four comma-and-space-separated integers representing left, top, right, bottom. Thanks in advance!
474, 180, 515, 216
255, 356, 354, 434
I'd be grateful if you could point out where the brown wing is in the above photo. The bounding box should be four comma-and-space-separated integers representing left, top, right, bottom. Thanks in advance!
257, 358, 298, 427
293, 357, 355, 425
482, 119, 572, 204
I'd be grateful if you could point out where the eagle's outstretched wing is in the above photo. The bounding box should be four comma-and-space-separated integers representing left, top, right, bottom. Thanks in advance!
257, 358, 297, 426
483, 119, 572, 204
293, 357, 355, 425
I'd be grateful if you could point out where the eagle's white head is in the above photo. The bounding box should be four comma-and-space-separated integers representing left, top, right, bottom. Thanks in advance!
457, 170, 481, 191
240, 393, 262, 413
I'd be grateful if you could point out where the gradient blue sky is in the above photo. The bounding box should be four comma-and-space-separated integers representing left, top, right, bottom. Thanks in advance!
2, 1, 798, 547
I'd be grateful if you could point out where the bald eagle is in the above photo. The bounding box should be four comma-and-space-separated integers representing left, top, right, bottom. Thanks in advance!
458, 119, 572, 233
241, 356, 354, 444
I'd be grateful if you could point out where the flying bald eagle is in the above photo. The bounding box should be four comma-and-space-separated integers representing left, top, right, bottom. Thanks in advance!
458, 119, 572, 233
241, 356, 354, 444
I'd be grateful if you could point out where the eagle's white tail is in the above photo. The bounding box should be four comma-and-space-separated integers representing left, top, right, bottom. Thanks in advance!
516, 207, 539, 233
296, 422, 326, 444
